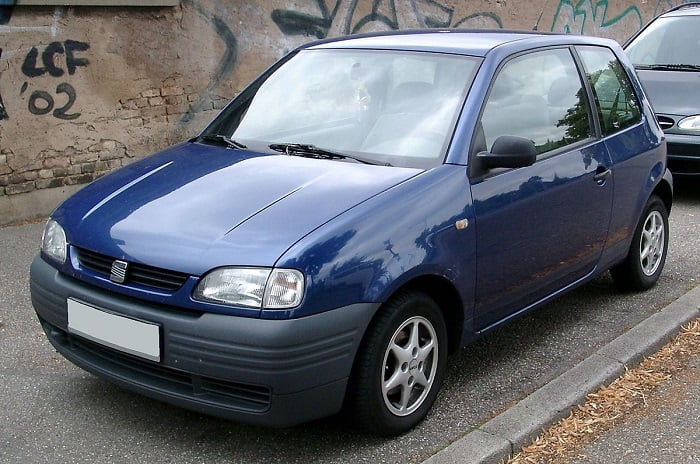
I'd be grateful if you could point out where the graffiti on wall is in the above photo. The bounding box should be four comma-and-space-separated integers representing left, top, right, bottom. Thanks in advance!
540, 0, 697, 37
265, 0, 695, 40
654, 0, 697, 14
179, 0, 237, 124
0, 48, 7, 120
550, 0, 642, 36
19, 40, 90, 120
1, 1, 15, 119
271, 0, 502, 38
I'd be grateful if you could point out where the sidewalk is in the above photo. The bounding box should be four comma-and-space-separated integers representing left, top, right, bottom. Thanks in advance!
423, 285, 700, 464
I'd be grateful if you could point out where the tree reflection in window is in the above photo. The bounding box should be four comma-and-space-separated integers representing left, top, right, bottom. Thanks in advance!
556, 86, 593, 147
577, 47, 642, 136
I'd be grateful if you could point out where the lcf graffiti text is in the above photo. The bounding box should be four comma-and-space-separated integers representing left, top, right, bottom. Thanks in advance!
21, 40, 90, 120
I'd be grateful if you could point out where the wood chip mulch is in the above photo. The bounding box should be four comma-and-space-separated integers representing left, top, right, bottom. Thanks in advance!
505, 317, 700, 464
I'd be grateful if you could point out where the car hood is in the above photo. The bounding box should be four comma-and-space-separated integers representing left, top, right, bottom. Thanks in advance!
55, 142, 421, 275
636, 69, 700, 116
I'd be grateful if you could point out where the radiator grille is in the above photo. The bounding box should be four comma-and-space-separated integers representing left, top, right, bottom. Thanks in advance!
75, 247, 190, 291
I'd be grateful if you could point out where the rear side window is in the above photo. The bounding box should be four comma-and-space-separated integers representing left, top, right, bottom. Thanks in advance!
577, 46, 642, 136
478, 48, 592, 156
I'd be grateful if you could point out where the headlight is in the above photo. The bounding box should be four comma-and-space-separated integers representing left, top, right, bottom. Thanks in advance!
194, 267, 304, 309
678, 115, 700, 131
41, 219, 67, 264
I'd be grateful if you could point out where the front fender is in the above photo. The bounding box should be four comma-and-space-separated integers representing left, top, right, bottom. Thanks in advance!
276, 165, 476, 320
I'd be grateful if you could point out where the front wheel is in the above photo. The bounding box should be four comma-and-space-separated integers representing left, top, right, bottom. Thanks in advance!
346, 291, 447, 436
611, 195, 669, 290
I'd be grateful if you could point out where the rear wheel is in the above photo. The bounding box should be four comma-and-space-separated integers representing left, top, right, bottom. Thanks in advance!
611, 195, 668, 290
347, 291, 447, 436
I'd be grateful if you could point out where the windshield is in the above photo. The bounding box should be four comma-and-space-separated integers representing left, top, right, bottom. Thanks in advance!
205, 49, 480, 169
626, 16, 700, 67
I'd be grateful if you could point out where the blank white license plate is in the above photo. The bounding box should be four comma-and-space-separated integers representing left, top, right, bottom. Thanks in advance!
67, 299, 161, 362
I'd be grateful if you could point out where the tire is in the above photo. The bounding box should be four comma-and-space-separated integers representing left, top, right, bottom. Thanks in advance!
611, 195, 669, 291
347, 290, 447, 436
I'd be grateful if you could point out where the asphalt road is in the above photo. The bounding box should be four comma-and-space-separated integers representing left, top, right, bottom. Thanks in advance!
1, 178, 698, 464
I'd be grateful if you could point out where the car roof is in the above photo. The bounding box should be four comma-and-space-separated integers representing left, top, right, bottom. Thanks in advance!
302, 29, 614, 57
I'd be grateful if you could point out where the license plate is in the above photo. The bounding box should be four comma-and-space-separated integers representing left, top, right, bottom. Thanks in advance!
67, 299, 161, 362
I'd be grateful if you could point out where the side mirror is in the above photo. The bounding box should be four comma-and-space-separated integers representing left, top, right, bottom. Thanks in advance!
477, 135, 537, 169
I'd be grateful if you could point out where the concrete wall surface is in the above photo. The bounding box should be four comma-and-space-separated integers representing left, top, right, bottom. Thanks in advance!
0, 0, 687, 225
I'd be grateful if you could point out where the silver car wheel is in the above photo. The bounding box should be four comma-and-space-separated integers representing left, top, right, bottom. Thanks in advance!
639, 210, 665, 276
381, 315, 438, 417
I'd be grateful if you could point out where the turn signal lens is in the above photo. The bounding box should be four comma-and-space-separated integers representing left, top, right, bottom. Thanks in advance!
264, 269, 304, 308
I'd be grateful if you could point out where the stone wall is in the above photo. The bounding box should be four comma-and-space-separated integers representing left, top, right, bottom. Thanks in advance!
0, 0, 687, 225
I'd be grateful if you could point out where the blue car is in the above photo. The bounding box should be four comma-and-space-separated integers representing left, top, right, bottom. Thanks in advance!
31, 30, 672, 435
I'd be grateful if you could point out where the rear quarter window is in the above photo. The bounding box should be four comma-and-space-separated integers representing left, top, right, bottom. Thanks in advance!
576, 46, 642, 136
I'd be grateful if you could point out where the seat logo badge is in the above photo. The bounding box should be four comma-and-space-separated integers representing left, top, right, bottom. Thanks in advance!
110, 260, 129, 284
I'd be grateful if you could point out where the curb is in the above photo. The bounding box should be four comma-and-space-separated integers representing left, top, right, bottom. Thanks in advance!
422, 284, 700, 464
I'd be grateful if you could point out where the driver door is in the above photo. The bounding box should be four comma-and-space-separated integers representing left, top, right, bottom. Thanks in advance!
470, 47, 614, 331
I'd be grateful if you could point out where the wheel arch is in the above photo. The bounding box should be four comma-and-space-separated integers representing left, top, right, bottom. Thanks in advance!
652, 173, 673, 215
343, 274, 463, 433
373, 275, 465, 355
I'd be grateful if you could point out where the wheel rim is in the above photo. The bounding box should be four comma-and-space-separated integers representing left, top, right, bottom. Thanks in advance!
639, 210, 665, 276
381, 316, 438, 417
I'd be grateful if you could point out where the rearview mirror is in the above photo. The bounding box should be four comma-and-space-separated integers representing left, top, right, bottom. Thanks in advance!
477, 135, 537, 169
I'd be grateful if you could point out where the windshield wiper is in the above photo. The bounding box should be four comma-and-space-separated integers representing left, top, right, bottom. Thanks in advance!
635, 64, 700, 72
199, 134, 247, 149
269, 143, 382, 165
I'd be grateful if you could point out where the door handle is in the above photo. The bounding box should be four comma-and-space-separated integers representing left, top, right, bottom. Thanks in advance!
594, 167, 612, 183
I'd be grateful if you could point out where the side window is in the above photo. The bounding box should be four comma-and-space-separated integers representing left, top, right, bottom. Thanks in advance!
478, 48, 592, 157
577, 46, 642, 136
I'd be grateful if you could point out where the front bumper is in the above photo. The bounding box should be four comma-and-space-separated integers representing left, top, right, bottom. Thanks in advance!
666, 133, 700, 175
30, 255, 378, 427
